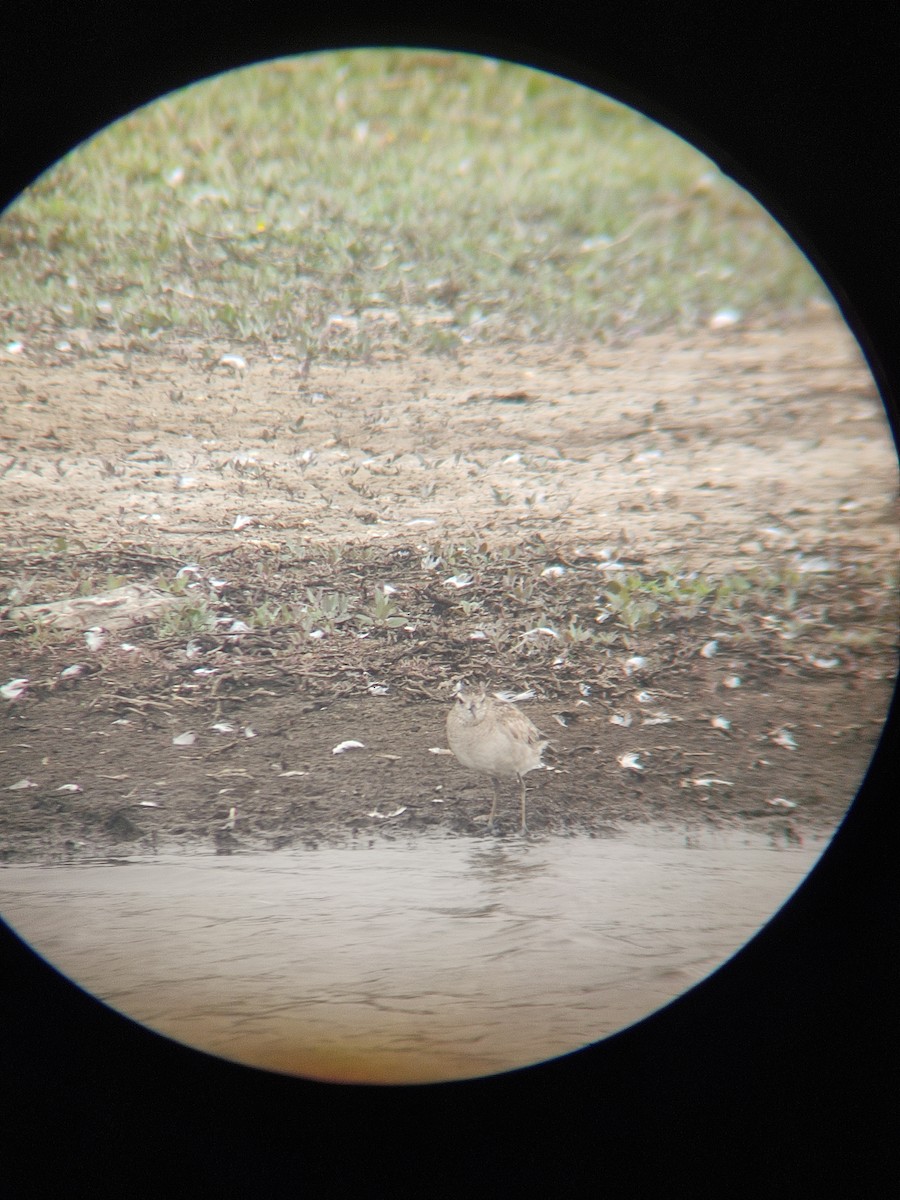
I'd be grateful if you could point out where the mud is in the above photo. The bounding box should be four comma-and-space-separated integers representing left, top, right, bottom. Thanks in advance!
1, 312, 896, 862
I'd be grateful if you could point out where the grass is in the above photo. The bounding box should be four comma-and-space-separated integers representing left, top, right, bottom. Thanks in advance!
0, 49, 826, 356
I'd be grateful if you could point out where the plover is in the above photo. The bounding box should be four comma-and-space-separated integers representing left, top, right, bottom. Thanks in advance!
446, 686, 547, 833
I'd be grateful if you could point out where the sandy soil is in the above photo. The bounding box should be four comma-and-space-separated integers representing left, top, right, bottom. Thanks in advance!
0, 312, 896, 861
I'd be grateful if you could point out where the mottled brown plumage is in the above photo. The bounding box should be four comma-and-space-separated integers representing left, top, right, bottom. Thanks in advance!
446, 687, 547, 832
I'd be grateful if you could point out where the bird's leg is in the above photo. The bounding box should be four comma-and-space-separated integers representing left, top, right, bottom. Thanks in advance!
518, 775, 528, 835
488, 778, 500, 832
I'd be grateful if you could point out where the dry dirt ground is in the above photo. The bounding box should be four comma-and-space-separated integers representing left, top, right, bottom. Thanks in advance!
0, 313, 896, 862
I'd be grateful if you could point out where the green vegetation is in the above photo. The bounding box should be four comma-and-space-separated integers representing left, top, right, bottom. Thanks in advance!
154, 598, 217, 638
0, 50, 825, 354
2, 540, 894, 701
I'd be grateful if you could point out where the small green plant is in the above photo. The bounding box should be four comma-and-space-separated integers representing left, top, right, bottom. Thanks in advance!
356, 587, 408, 629
76, 572, 128, 597
313, 544, 346, 568
594, 630, 619, 647
458, 597, 483, 616
301, 587, 355, 631
157, 573, 192, 596
560, 619, 596, 644
248, 601, 293, 629
504, 573, 536, 604
599, 576, 661, 630
156, 599, 217, 637
598, 569, 730, 630
10, 614, 68, 648
714, 574, 753, 608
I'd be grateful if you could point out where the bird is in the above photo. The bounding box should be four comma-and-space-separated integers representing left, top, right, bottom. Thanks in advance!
446, 686, 548, 833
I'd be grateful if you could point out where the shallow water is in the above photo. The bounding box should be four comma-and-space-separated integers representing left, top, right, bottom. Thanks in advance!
0, 826, 825, 1084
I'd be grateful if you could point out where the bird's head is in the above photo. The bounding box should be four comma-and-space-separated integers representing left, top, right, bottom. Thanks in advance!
452, 685, 488, 722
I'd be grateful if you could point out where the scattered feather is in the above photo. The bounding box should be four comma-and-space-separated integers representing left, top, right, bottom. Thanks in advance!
635, 690, 654, 704
766, 797, 798, 809
332, 740, 365, 754
770, 728, 798, 750
56, 783, 82, 793
618, 752, 645, 772
8, 778, 37, 790
60, 664, 86, 679
220, 354, 247, 371
609, 713, 633, 727
139, 800, 160, 808
711, 716, 732, 732
541, 565, 567, 579
243, 726, 257, 738
700, 639, 718, 658
710, 308, 741, 329
232, 513, 256, 531
808, 655, 840, 669
444, 573, 473, 588
84, 627, 108, 651
368, 806, 407, 819
172, 731, 197, 746
795, 555, 834, 574
428, 747, 454, 756
278, 770, 308, 778
624, 656, 648, 675
1, 678, 29, 701
211, 722, 234, 734
693, 777, 734, 788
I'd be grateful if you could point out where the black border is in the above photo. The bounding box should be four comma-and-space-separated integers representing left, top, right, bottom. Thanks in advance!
1, 6, 897, 1193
